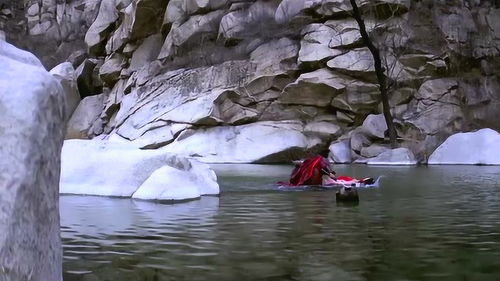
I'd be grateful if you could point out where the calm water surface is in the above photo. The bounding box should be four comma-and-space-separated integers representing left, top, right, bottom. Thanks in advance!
61, 165, 500, 281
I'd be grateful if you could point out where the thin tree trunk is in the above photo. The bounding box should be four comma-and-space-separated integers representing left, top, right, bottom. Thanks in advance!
349, 0, 398, 148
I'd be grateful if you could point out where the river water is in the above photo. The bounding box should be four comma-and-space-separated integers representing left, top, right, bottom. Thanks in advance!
61, 164, 500, 281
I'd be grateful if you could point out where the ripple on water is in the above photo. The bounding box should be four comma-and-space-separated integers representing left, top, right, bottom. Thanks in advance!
62, 165, 500, 281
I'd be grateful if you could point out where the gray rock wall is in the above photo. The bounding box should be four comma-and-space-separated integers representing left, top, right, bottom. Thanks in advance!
0, 40, 65, 281
2, 0, 500, 163
0, 0, 102, 69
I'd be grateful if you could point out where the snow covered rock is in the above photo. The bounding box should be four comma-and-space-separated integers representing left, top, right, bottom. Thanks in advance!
132, 159, 219, 201
60, 140, 219, 200
428, 128, 500, 165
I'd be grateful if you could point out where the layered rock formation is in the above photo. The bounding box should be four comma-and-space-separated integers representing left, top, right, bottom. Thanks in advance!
0, 40, 64, 281
2, 0, 500, 163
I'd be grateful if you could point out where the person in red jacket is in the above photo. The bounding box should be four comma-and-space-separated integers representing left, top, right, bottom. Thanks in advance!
285, 155, 375, 186
288, 155, 332, 186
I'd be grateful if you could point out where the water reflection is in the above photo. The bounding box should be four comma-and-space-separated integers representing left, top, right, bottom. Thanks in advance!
62, 165, 500, 281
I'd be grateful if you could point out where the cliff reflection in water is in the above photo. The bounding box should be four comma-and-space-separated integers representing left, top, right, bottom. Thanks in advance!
62, 165, 500, 281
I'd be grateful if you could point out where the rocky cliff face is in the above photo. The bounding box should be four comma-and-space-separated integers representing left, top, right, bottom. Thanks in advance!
2, 0, 499, 163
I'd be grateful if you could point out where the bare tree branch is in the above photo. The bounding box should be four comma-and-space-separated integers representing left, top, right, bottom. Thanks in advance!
349, 0, 397, 148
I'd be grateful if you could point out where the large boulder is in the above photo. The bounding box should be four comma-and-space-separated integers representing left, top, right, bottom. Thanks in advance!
0, 41, 64, 281
428, 129, 500, 165
328, 139, 352, 163
361, 114, 388, 139
163, 121, 314, 163
367, 148, 417, 165
60, 140, 219, 200
66, 94, 105, 139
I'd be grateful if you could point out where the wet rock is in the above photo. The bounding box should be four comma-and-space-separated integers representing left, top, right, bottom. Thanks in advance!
428, 128, 500, 165
0, 40, 64, 281
336, 187, 359, 202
